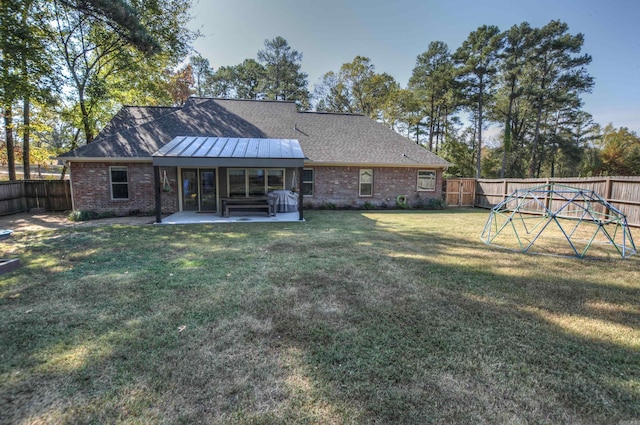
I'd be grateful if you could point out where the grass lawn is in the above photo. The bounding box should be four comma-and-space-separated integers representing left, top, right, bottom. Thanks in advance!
1, 209, 639, 424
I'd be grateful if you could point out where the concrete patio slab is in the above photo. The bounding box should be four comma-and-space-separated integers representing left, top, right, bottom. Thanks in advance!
158, 211, 303, 225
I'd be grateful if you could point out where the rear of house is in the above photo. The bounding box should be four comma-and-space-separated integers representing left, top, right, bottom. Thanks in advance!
59, 98, 451, 218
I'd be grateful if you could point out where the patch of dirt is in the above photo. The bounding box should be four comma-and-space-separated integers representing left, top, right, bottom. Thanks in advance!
0, 212, 156, 233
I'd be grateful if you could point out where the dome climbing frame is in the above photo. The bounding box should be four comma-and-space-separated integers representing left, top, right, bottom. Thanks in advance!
481, 183, 637, 259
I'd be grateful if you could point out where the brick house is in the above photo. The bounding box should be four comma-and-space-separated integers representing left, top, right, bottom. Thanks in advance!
59, 97, 451, 221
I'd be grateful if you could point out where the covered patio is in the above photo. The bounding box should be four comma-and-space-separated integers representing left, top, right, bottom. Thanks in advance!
152, 136, 306, 223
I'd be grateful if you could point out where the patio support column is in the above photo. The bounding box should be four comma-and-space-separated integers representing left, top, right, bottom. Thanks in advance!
298, 166, 304, 220
154, 165, 162, 223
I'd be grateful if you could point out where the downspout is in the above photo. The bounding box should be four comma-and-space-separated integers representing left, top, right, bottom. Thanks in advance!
154, 166, 162, 223
66, 161, 75, 211
298, 166, 304, 221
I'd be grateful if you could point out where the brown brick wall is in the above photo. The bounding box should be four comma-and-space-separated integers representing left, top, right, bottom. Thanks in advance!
70, 162, 443, 214
70, 162, 178, 215
304, 166, 444, 208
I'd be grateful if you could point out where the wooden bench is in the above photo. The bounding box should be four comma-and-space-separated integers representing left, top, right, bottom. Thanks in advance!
225, 203, 271, 217
221, 197, 276, 217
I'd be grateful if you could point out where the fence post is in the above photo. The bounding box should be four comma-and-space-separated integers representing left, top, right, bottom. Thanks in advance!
604, 177, 613, 217
502, 179, 508, 202
544, 178, 551, 212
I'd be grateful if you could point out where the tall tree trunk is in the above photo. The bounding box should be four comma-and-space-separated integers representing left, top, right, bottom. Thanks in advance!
79, 97, 94, 144
529, 100, 544, 178
434, 111, 442, 154
22, 95, 31, 179
21, 0, 31, 180
443, 105, 449, 151
476, 78, 484, 179
501, 117, 510, 179
428, 94, 436, 151
4, 106, 16, 181
549, 110, 561, 177
501, 81, 516, 179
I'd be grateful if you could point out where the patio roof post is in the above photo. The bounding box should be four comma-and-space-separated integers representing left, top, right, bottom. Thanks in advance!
298, 166, 304, 221
154, 165, 162, 223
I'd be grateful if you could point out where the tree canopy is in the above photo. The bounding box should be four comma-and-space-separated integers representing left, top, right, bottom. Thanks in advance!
1, 12, 637, 181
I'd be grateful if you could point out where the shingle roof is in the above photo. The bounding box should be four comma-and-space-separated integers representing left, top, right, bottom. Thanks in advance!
60, 97, 451, 167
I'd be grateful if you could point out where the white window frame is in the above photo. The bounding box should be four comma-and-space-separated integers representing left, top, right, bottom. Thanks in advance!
302, 168, 314, 196
417, 170, 436, 192
109, 166, 129, 200
227, 168, 285, 197
359, 168, 373, 197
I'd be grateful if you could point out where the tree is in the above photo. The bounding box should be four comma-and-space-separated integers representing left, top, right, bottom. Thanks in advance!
257, 36, 309, 107
166, 64, 194, 106
597, 125, 640, 176
210, 65, 236, 98
453, 25, 504, 179
409, 41, 457, 151
379, 88, 420, 134
233, 59, 266, 99
495, 22, 533, 178
314, 71, 351, 113
1, 0, 55, 180
189, 54, 214, 97
314, 56, 399, 120
441, 125, 476, 177
56, 0, 161, 54
525, 20, 593, 177
50, 0, 196, 145
339, 56, 376, 115
1, 0, 26, 180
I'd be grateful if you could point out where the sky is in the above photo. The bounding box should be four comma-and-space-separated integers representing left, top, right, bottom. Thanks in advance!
187, 0, 640, 134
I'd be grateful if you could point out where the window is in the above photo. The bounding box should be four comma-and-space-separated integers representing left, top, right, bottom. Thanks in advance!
110, 166, 129, 199
359, 169, 373, 197
228, 169, 246, 197
302, 168, 314, 196
267, 169, 284, 193
417, 170, 436, 191
227, 168, 284, 197
248, 169, 265, 196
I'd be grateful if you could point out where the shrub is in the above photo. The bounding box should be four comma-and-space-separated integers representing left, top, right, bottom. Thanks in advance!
318, 202, 337, 210
97, 211, 117, 219
423, 198, 446, 210
68, 210, 99, 222
361, 201, 376, 210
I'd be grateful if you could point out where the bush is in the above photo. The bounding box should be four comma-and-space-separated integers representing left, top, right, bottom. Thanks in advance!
361, 201, 376, 210
318, 202, 337, 210
421, 198, 446, 210
97, 211, 117, 219
68, 210, 99, 222
69, 210, 122, 221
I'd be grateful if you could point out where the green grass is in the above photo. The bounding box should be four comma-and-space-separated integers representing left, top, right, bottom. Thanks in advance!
1, 210, 639, 424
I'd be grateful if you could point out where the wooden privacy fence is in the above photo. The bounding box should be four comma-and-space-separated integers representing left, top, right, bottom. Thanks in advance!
0, 180, 72, 215
467, 176, 640, 228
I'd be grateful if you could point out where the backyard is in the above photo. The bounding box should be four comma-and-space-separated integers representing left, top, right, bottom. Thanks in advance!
1, 209, 639, 424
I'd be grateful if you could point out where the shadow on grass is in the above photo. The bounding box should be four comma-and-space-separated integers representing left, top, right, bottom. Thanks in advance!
258, 211, 640, 423
0, 210, 639, 424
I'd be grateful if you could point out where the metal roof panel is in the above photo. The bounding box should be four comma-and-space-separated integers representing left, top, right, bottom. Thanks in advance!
152, 137, 305, 167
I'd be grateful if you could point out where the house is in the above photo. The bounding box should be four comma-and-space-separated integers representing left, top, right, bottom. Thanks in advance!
59, 97, 451, 222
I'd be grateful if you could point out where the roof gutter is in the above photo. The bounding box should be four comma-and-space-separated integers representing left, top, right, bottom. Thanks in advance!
304, 161, 450, 169
57, 157, 153, 163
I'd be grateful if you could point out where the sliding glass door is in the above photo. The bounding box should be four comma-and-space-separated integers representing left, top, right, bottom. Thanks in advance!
181, 168, 217, 212
199, 169, 217, 211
